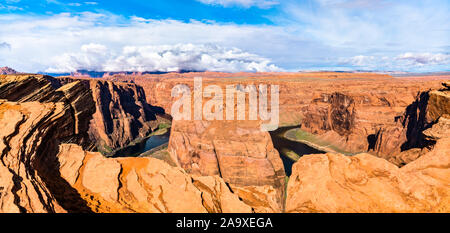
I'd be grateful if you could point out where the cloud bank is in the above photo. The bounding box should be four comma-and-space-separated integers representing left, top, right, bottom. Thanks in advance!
396, 53, 450, 66
339, 53, 450, 71
46, 43, 281, 73
0, 0, 448, 73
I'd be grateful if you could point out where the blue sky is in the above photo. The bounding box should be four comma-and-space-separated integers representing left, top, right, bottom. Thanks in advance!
0, 0, 449, 72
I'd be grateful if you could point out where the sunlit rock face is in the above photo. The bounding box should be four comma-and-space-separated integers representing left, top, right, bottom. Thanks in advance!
55, 144, 253, 213
285, 137, 450, 213
286, 82, 450, 213
168, 120, 286, 212
57, 77, 167, 153
371, 82, 450, 166
0, 100, 70, 213
0, 74, 163, 152
106, 72, 445, 158
105, 72, 448, 212
0, 75, 252, 213
0, 72, 449, 213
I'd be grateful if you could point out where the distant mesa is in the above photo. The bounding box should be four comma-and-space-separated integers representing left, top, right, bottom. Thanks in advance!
0, 66, 18, 75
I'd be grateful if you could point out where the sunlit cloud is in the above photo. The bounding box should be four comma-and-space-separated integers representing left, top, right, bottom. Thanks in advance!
0, 0, 448, 72
46, 43, 281, 72
0, 13, 285, 72
338, 53, 450, 71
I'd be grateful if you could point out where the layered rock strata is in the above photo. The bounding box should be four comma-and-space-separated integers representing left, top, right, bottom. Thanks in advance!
168, 120, 286, 212
286, 83, 450, 213
0, 74, 164, 152
105, 72, 447, 158
0, 99, 251, 213
56, 144, 253, 213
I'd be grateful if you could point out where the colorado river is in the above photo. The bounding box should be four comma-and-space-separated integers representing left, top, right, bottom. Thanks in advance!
269, 126, 326, 176
111, 130, 170, 157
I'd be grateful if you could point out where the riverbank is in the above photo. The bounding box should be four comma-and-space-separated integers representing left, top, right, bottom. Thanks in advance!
284, 128, 354, 155
107, 124, 171, 158
269, 126, 326, 176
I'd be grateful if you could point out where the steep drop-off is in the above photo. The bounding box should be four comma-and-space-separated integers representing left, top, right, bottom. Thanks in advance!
286, 82, 450, 213
0, 73, 449, 213
0, 99, 252, 213
0, 74, 166, 153
0, 100, 73, 212
105, 72, 445, 159
56, 143, 253, 213
169, 120, 286, 212
104, 72, 449, 212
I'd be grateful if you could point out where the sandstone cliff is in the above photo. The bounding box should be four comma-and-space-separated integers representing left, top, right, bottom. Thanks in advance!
107, 72, 448, 212
0, 99, 252, 213
168, 120, 286, 212
372, 82, 450, 166
107, 72, 445, 159
0, 100, 71, 212
286, 135, 450, 213
0, 74, 164, 153
286, 82, 450, 213
1, 73, 448, 213
55, 144, 253, 213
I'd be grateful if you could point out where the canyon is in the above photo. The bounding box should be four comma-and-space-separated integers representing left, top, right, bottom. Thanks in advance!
0, 71, 449, 213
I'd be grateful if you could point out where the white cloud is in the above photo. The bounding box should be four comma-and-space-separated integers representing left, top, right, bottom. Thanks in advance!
315, 0, 390, 9
339, 53, 450, 71
0, 1, 448, 73
280, 0, 449, 55
396, 52, 450, 66
68, 2, 98, 7
0, 4, 23, 11
0, 13, 295, 72
46, 0, 97, 7
68, 3, 82, 7
46, 43, 280, 73
341, 55, 376, 67
196, 0, 279, 8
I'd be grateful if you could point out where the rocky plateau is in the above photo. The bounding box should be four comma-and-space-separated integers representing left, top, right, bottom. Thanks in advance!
0, 72, 449, 213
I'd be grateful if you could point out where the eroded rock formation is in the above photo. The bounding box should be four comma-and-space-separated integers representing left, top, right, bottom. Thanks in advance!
0, 98, 251, 213
0, 74, 164, 153
286, 83, 450, 213
57, 144, 252, 213
0, 100, 71, 213
168, 120, 286, 212
373, 82, 450, 166
1, 72, 449, 213
106, 72, 445, 159
105, 72, 448, 212
85, 79, 164, 153
56, 144, 253, 213
286, 136, 450, 213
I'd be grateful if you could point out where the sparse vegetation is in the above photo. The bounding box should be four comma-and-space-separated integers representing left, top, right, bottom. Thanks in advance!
285, 128, 354, 155
157, 122, 170, 129
279, 148, 301, 161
